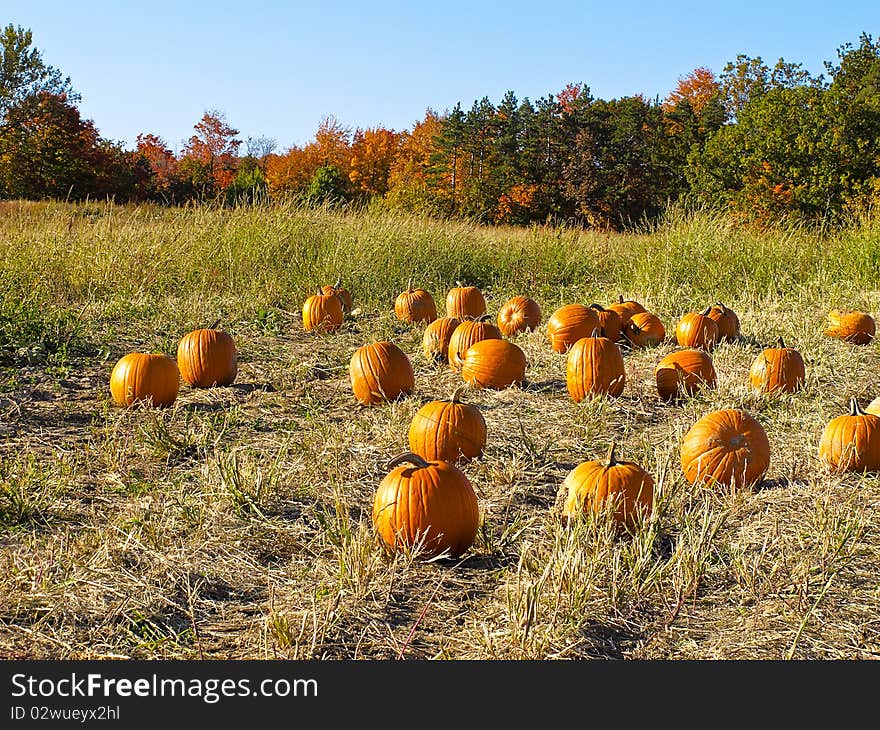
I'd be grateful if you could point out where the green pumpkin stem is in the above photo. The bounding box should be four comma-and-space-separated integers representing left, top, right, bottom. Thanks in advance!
387, 452, 431, 470
605, 442, 617, 467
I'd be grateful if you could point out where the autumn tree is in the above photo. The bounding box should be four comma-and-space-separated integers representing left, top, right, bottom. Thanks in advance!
349, 126, 399, 198
179, 110, 242, 197
385, 110, 442, 212
134, 133, 178, 200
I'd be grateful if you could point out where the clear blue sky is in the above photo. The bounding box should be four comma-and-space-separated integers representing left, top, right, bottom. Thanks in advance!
5, 1, 879, 154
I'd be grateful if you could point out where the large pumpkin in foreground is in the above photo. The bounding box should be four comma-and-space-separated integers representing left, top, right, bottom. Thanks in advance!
818, 397, 880, 473
459, 339, 526, 390
373, 453, 480, 559
177, 325, 237, 387
680, 409, 770, 490
408, 387, 486, 463
350, 341, 414, 405
110, 353, 179, 407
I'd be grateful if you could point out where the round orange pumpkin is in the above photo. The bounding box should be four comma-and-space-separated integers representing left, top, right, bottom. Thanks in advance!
546, 304, 600, 354
303, 287, 344, 333
497, 296, 542, 336
607, 296, 646, 328
561, 443, 654, 532
624, 311, 666, 348
675, 306, 719, 350
350, 341, 415, 405
445, 282, 486, 320
395, 279, 437, 324
680, 409, 770, 490
824, 309, 875, 345
408, 387, 487, 463
589, 304, 623, 343
447, 317, 502, 369
707, 302, 740, 341
176, 324, 237, 388
748, 337, 805, 394
654, 349, 717, 402
321, 278, 353, 313
565, 328, 626, 401
422, 316, 461, 362
459, 339, 526, 390
110, 352, 180, 408
373, 453, 480, 559
818, 397, 880, 473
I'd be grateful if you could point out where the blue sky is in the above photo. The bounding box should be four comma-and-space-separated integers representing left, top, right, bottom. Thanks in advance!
5, 1, 879, 153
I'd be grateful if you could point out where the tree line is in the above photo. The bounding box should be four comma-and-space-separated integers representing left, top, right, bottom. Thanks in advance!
2, 23, 879, 229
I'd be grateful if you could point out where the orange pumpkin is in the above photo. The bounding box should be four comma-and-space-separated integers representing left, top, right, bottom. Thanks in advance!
675, 306, 719, 350
680, 409, 770, 490
866, 396, 880, 416
546, 304, 600, 354
302, 287, 344, 333
607, 296, 646, 328
748, 337, 805, 394
110, 352, 180, 408
497, 296, 542, 336
624, 311, 666, 348
654, 349, 716, 402
565, 328, 626, 401
445, 282, 486, 320
707, 302, 740, 341
373, 453, 480, 559
176, 323, 237, 388
818, 397, 880, 472
321, 278, 354, 313
447, 317, 502, 369
422, 316, 461, 362
589, 304, 623, 343
408, 387, 487, 463
349, 341, 415, 405
395, 279, 437, 324
561, 443, 654, 532
459, 339, 527, 390
824, 309, 875, 345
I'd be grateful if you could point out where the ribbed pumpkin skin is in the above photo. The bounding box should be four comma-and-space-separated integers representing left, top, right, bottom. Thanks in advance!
459, 339, 526, 390
448, 319, 502, 369
546, 304, 600, 354
707, 304, 740, 341
624, 312, 666, 348
680, 409, 770, 490
321, 284, 353, 313
303, 292, 344, 333
372, 457, 480, 558
566, 334, 626, 401
748, 342, 805, 394
675, 310, 719, 350
654, 349, 716, 401
422, 317, 461, 362
824, 310, 875, 345
349, 341, 415, 405
607, 297, 646, 328
446, 285, 486, 320
561, 449, 654, 531
177, 329, 237, 387
110, 353, 179, 407
395, 286, 437, 323
497, 296, 542, 336
589, 305, 623, 343
408, 398, 487, 463
818, 399, 880, 472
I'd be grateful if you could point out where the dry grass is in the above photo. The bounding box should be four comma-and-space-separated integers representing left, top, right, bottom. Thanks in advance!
0, 200, 879, 660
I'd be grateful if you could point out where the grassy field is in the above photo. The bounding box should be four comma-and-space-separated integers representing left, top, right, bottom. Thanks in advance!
1, 198, 879, 660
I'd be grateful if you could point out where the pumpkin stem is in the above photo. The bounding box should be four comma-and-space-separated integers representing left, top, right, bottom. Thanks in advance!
714, 301, 727, 312
450, 386, 466, 403
406, 277, 413, 292
208, 317, 221, 330
618, 295, 625, 304
333, 277, 341, 289
591, 326, 606, 338
849, 396, 867, 417
605, 442, 617, 467
455, 280, 464, 288
699, 305, 712, 316
387, 452, 431, 470
776, 336, 786, 349
316, 286, 323, 297
589, 303, 606, 311
477, 314, 493, 323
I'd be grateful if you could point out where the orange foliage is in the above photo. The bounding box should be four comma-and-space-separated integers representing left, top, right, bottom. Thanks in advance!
385, 110, 443, 209
135, 133, 177, 193
181, 111, 242, 190
663, 67, 720, 114
266, 116, 352, 196
349, 126, 400, 197
494, 183, 540, 224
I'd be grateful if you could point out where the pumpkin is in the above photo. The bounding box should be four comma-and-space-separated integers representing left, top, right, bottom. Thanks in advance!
748, 337, 805, 394
589, 303, 623, 343
350, 341, 415, 405
408, 387, 487, 463
422, 317, 461, 362
680, 409, 770, 490
654, 348, 717, 402
446, 282, 486, 320
110, 352, 179, 408
447, 317, 502, 369
373, 453, 480, 559
497, 296, 542, 337
624, 311, 666, 348
867, 396, 880, 416
561, 443, 654, 532
394, 279, 437, 324
458, 339, 527, 390
818, 397, 880, 472
546, 304, 600, 354
566, 328, 626, 401
707, 302, 740, 341
321, 278, 353, 313
675, 306, 719, 350
303, 287, 344, 333
176, 321, 237, 387
824, 309, 875, 345
607, 296, 646, 328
